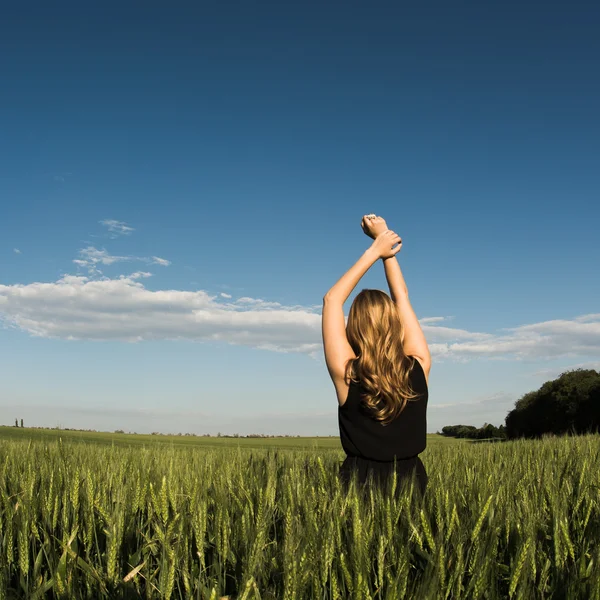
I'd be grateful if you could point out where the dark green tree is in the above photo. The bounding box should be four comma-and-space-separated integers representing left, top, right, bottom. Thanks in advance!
505, 368, 600, 439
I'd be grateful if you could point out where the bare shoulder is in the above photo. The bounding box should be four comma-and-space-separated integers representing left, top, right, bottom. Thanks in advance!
410, 354, 430, 387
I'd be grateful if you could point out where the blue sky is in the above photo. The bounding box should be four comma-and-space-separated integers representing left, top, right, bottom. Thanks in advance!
1, 1, 599, 435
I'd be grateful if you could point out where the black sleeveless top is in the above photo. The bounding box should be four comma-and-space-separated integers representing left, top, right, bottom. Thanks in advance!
338, 356, 428, 461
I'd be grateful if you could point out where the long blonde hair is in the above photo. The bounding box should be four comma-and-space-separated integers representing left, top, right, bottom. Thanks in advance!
345, 289, 421, 425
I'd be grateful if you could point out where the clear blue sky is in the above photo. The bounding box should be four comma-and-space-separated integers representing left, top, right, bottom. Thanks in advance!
1, 1, 599, 435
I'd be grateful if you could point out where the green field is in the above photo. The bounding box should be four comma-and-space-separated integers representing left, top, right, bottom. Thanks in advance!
0, 426, 462, 450
0, 427, 597, 599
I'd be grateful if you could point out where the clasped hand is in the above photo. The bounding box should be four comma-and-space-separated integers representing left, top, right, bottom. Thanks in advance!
361, 215, 402, 259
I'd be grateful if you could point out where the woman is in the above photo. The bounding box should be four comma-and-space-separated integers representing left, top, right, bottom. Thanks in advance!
322, 214, 431, 496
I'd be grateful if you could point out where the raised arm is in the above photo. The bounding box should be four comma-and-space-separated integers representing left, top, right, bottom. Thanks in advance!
322, 228, 402, 387
383, 256, 431, 379
362, 215, 431, 380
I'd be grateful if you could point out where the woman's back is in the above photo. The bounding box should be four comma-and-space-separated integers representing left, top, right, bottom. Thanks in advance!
322, 214, 431, 493
338, 356, 428, 462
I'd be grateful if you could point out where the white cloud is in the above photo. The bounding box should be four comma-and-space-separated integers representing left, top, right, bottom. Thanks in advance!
73, 247, 131, 276
13, 248, 21, 254
574, 314, 600, 323
0, 274, 323, 354
234, 297, 283, 310
73, 246, 171, 276
1, 269, 599, 362
124, 271, 152, 280
220, 293, 232, 299
420, 316, 452, 324
421, 325, 492, 342
76, 246, 130, 265
151, 256, 171, 266
100, 219, 135, 237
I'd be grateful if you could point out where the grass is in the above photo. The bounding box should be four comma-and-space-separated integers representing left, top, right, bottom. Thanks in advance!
0, 428, 597, 599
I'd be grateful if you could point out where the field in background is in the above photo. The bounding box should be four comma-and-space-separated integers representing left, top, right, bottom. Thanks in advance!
0, 425, 464, 450
0, 429, 598, 598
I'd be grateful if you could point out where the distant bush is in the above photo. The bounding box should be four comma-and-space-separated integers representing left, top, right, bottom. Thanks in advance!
441, 423, 506, 440
506, 368, 600, 439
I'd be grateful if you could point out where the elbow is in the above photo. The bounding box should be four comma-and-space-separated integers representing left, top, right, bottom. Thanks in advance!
323, 292, 340, 305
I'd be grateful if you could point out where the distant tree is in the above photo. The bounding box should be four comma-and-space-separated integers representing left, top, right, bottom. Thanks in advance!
20, 419, 24, 428
506, 368, 600, 439
441, 423, 506, 440
441, 425, 477, 438
15, 418, 18, 427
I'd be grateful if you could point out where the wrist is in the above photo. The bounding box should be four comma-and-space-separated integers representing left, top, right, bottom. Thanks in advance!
364, 246, 381, 262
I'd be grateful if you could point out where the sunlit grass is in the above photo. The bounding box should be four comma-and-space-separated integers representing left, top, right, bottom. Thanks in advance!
0, 429, 597, 598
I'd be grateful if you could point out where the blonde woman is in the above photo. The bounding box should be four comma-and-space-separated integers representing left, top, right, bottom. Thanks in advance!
322, 215, 431, 495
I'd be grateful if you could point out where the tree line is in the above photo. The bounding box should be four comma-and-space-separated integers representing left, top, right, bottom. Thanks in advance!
441, 367, 600, 441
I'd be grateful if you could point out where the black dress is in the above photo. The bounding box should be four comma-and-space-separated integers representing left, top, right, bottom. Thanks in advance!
338, 356, 429, 495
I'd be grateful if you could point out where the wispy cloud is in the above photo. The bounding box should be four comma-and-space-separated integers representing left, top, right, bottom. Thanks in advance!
433, 391, 514, 410
234, 297, 286, 310
73, 247, 131, 276
53, 172, 72, 183
73, 246, 171, 276
420, 316, 452, 324
13, 248, 21, 254
426, 392, 517, 430
528, 360, 600, 379
100, 219, 135, 238
151, 256, 171, 266
220, 293, 232, 299
124, 271, 153, 280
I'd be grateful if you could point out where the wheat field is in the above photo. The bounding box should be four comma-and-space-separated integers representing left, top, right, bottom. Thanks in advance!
0, 432, 598, 599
